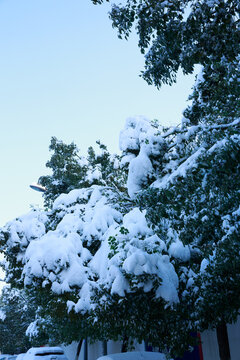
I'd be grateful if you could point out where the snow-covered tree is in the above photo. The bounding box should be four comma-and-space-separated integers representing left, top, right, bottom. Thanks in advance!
136, 63, 240, 359
88, 2, 239, 358
0, 140, 129, 350
1, 95, 240, 358
0, 130, 199, 358
0, 1, 239, 358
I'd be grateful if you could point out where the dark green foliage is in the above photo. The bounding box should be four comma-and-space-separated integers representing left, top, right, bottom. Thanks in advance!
184, 57, 240, 126
39, 137, 127, 208
0, 287, 46, 354
138, 114, 240, 342
26, 288, 93, 347
194, 207, 240, 329
39, 137, 89, 208
88, 288, 199, 357
92, 0, 240, 88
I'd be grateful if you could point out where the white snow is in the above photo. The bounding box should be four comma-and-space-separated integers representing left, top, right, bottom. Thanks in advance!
200, 258, 209, 273
120, 117, 167, 197
153, 147, 205, 189
127, 146, 154, 198
0, 309, 6, 321
97, 352, 171, 360
86, 168, 102, 183
26, 320, 39, 338
169, 240, 190, 262
119, 116, 150, 152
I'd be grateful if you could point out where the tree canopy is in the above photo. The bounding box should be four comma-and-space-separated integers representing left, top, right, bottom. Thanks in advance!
92, 0, 240, 88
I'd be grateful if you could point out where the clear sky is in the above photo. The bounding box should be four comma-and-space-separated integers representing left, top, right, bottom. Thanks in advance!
0, 0, 198, 227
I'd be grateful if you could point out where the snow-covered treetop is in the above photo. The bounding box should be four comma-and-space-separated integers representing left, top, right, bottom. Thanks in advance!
0, 117, 197, 318
1, 183, 182, 314
1, 101, 239, 301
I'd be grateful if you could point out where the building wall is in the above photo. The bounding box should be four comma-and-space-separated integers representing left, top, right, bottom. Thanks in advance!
201, 329, 219, 360
201, 317, 240, 360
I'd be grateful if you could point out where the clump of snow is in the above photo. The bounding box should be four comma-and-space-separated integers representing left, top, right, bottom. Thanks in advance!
169, 240, 190, 262
25, 347, 65, 356
0, 309, 6, 321
120, 117, 167, 197
119, 116, 150, 152
53, 188, 91, 209
86, 167, 102, 184
153, 147, 206, 189
233, 206, 240, 217
26, 320, 39, 338
101, 208, 179, 303
200, 258, 209, 273
7, 210, 47, 249
127, 146, 154, 198
72, 282, 93, 313
22, 186, 122, 299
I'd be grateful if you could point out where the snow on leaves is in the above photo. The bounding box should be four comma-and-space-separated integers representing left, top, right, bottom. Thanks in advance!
1, 101, 239, 355
22, 186, 123, 299
0, 156, 185, 317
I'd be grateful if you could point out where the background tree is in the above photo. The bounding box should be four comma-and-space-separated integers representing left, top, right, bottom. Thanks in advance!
0, 287, 47, 354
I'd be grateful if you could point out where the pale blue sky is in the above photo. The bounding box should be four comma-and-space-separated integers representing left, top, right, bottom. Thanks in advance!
0, 0, 198, 226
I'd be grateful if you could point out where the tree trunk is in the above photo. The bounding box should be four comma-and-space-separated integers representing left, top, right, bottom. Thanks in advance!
102, 340, 108, 356
144, 341, 148, 352
74, 339, 83, 360
84, 338, 88, 360
121, 336, 128, 352
216, 321, 231, 360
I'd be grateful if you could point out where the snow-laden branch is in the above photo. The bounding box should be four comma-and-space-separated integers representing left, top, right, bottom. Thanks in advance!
163, 118, 240, 140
